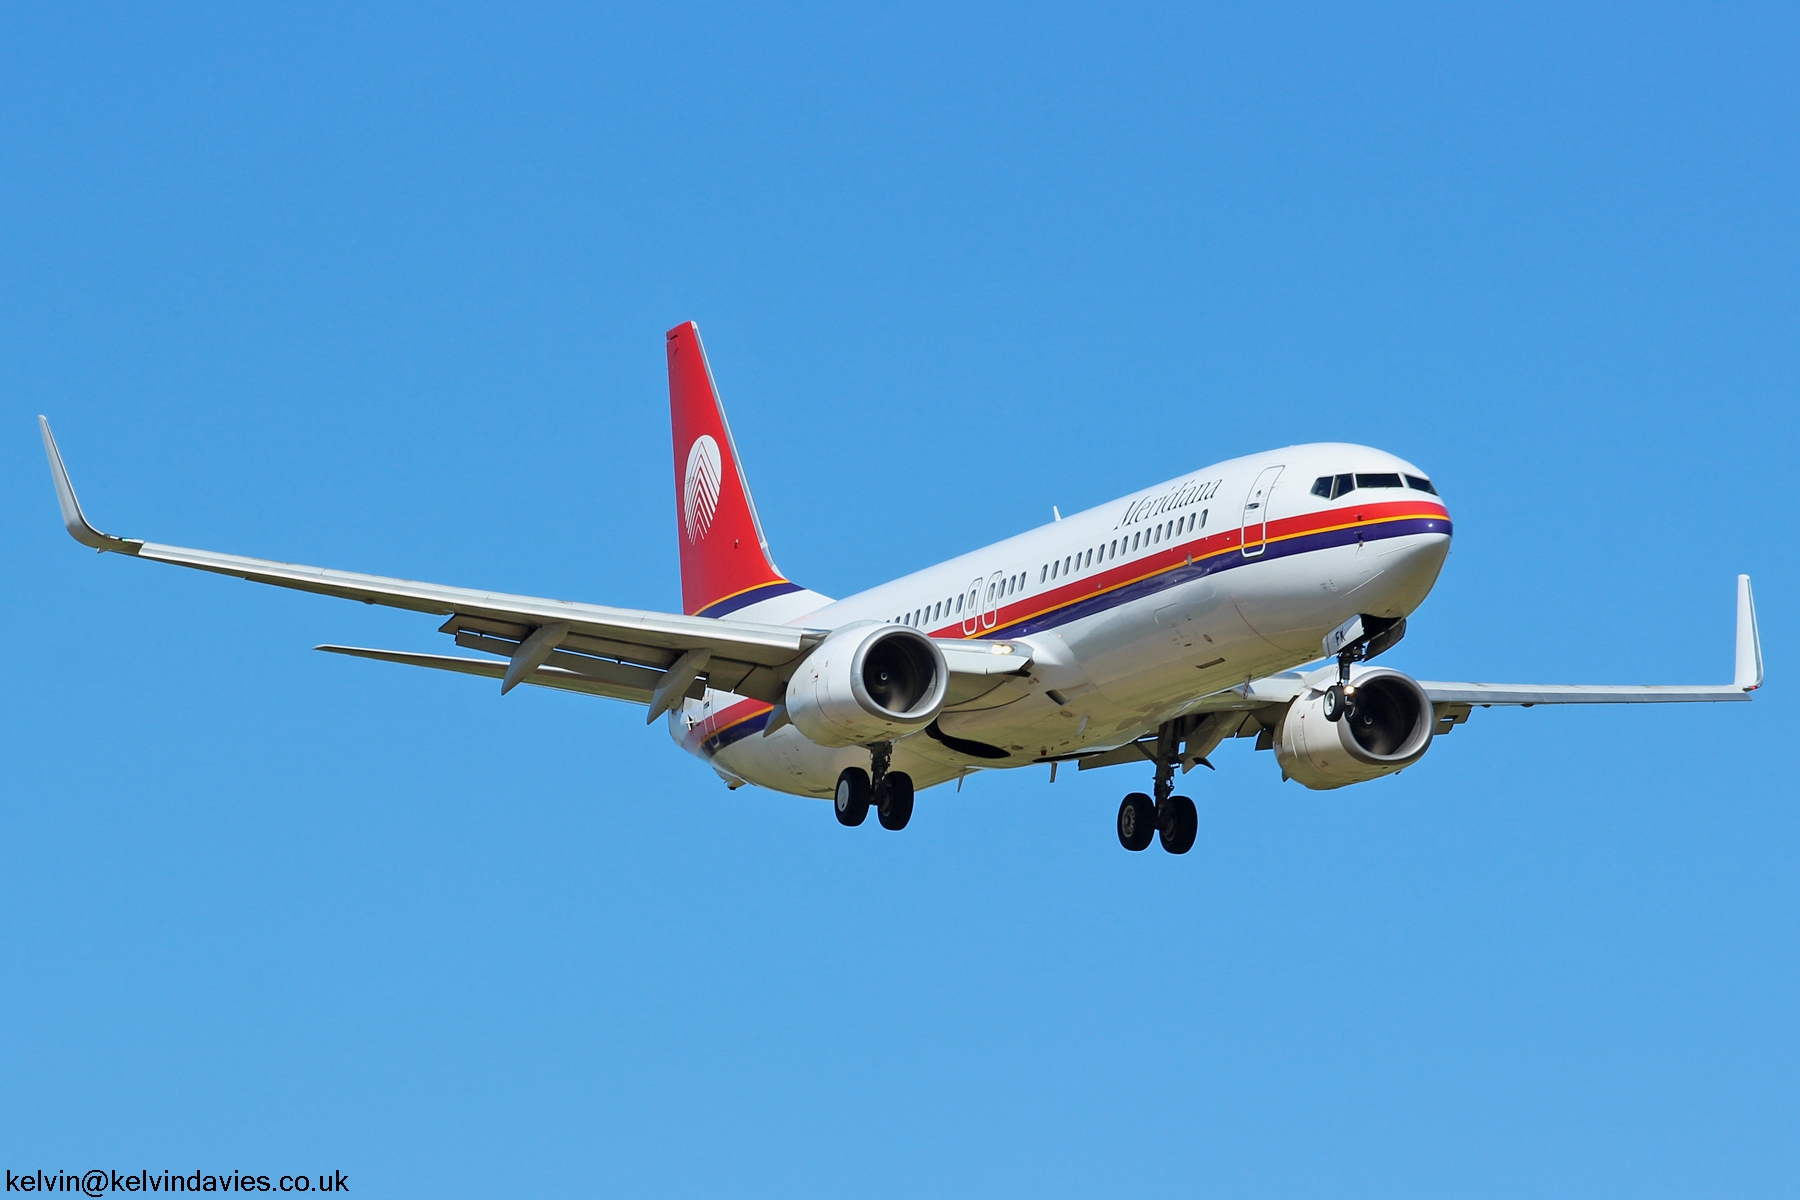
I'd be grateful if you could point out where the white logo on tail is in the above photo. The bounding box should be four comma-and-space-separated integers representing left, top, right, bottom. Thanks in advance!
683, 435, 723, 543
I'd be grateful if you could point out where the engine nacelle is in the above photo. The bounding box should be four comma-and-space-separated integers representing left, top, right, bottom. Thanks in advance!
1275, 666, 1434, 790
785, 624, 949, 748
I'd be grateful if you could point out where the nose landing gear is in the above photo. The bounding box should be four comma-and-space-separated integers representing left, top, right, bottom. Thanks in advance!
1321, 613, 1407, 723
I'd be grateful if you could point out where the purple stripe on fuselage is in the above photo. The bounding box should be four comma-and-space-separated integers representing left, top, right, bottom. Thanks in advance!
696, 580, 807, 619
990, 516, 1451, 638
698, 709, 771, 758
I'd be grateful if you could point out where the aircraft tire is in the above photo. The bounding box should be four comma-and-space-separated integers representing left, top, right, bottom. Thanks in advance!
877, 772, 914, 831
1158, 795, 1198, 855
1117, 793, 1156, 851
1323, 684, 1346, 722
835, 767, 871, 827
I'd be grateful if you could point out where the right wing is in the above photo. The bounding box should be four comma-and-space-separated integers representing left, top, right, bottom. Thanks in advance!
40, 417, 1035, 714
41, 417, 819, 710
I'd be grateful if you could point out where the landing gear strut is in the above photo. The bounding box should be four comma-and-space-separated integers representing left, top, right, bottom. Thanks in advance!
1322, 613, 1407, 723
1115, 720, 1198, 854
837, 742, 913, 831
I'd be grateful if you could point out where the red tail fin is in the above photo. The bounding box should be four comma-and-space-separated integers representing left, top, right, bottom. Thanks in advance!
667, 322, 799, 618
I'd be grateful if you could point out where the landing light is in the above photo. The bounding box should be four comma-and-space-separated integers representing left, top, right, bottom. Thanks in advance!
990, 643, 1014, 654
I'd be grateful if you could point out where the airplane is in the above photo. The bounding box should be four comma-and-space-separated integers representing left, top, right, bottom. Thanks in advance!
39, 322, 1763, 854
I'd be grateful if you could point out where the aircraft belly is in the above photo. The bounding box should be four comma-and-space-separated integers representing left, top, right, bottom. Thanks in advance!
708, 724, 962, 799
1072, 578, 1267, 711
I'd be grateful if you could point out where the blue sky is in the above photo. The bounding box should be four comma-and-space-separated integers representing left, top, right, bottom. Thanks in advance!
2, 4, 1795, 1196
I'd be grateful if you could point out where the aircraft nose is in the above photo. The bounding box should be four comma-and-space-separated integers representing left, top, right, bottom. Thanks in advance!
1370, 529, 1451, 617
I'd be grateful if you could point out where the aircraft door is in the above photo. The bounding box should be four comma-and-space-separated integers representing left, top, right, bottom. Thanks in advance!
1240, 465, 1285, 557
961, 577, 985, 636
981, 571, 1005, 630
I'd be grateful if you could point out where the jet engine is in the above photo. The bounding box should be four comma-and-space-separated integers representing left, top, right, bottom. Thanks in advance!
785, 624, 949, 747
1275, 666, 1434, 790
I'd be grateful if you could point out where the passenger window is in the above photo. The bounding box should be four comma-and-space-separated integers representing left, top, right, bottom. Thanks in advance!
1405, 474, 1438, 495
1085, 549, 1093, 567
1356, 472, 1403, 489
1199, 509, 1207, 527
1051, 561, 1059, 579
1109, 540, 1117, 557
1040, 566, 1047, 583
1132, 532, 1140, 550
956, 594, 963, 612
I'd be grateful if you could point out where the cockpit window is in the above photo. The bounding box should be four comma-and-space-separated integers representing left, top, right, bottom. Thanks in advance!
1405, 474, 1438, 495
1310, 473, 1359, 500
1355, 472, 1403, 489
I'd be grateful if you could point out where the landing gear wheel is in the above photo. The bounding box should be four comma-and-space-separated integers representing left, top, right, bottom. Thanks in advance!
1157, 795, 1198, 855
1323, 683, 1346, 722
877, 772, 914, 830
834, 767, 870, 827
1117, 793, 1156, 852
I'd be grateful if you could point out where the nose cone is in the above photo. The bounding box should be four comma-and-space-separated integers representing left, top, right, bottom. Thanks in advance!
1366, 530, 1451, 619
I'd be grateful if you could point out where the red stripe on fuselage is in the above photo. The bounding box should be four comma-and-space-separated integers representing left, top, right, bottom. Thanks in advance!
924, 500, 1450, 638
681, 696, 774, 755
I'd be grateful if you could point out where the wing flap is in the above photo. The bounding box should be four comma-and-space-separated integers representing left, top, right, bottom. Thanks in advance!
1417, 682, 1751, 705
315, 645, 703, 706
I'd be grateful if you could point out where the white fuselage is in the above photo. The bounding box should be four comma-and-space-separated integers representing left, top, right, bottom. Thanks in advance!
671, 443, 1453, 797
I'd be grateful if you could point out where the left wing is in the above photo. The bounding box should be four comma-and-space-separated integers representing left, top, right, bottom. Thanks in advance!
1081, 574, 1761, 771
1415, 574, 1761, 732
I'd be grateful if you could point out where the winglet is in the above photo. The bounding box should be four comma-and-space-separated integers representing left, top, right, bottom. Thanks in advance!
38, 417, 141, 554
1735, 574, 1763, 691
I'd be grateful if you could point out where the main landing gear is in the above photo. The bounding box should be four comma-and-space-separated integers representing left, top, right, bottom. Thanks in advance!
835, 742, 914, 831
1116, 723, 1198, 855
